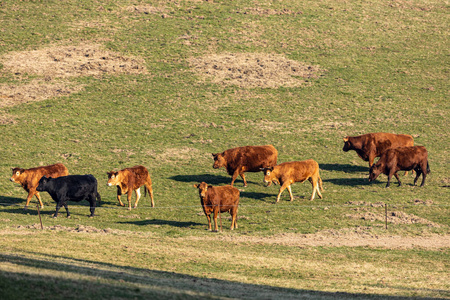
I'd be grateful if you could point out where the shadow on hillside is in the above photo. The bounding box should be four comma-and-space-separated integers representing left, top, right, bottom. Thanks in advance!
118, 219, 202, 228
169, 174, 260, 187
240, 191, 274, 202
323, 178, 369, 187
320, 163, 368, 173
0, 252, 443, 300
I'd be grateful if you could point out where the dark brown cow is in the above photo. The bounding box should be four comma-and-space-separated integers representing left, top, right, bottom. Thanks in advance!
212, 145, 278, 187
343, 132, 414, 167
369, 146, 430, 188
10, 163, 69, 209
194, 182, 240, 231
262, 159, 323, 202
107, 165, 154, 210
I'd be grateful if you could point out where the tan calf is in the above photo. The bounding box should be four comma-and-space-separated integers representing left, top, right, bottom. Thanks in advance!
10, 163, 69, 209
262, 159, 323, 202
107, 165, 154, 210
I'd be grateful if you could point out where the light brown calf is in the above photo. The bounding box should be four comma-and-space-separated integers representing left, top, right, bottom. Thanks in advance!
262, 159, 323, 202
194, 182, 240, 231
10, 163, 69, 209
107, 165, 154, 210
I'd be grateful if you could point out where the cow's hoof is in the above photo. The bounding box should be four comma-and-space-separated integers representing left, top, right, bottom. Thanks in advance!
52, 215, 57, 218
40, 206, 44, 209
67, 216, 71, 219
89, 215, 94, 218
23, 206, 29, 210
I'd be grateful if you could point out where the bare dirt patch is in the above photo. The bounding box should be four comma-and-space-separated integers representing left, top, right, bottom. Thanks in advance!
0, 80, 84, 109
189, 52, 324, 88
0, 43, 148, 112
1, 43, 148, 79
124, 4, 168, 15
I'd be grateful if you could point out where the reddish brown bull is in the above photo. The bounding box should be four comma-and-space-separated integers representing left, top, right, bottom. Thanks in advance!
369, 146, 430, 188
107, 165, 154, 210
212, 145, 278, 187
262, 159, 323, 202
10, 163, 69, 209
194, 182, 240, 231
343, 132, 414, 167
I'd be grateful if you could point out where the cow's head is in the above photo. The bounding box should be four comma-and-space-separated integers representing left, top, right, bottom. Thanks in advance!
368, 164, 382, 182
342, 137, 352, 152
36, 176, 52, 192
107, 171, 120, 186
194, 182, 210, 199
10, 168, 25, 183
212, 153, 226, 169
261, 167, 276, 186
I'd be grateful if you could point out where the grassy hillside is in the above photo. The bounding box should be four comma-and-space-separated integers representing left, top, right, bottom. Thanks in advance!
0, 0, 448, 299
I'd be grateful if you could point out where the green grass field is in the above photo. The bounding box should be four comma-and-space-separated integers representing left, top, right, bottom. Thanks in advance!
0, 0, 448, 299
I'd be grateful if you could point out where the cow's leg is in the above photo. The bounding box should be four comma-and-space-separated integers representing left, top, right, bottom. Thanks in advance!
88, 195, 96, 217
24, 189, 36, 209
35, 192, 45, 209
240, 173, 248, 187
230, 170, 240, 186
308, 178, 317, 201
63, 202, 71, 218
231, 207, 238, 229
213, 208, 219, 232
419, 165, 427, 187
145, 183, 155, 207
315, 176, 323, 199
413, 168, 422, 186
393, 172, 402, 186
287, 185, 294, 201
386, 173, 392, 188
368, 153, 376, 168
133, 188, 141, 208
127, 192, 132, 210
116, 186, 124, 207
276, 183, 289, 203
53, 202, 62, 218
205, 213, 212, 231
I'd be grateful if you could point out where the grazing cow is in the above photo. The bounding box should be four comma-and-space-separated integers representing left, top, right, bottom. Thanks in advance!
369, 146, 430, 188
10, 163, 69, 209
343, 132, 414, 167
261, 159, 323, 202
36, 175, 101, 218
107, 165, 154, 210
212, 145, 278, 187
194, 182, 240, 231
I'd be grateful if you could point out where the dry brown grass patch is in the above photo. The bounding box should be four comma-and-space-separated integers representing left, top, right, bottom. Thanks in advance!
0, 80, 84, 109
189, 52, 324, 88
1, 43, 148, 78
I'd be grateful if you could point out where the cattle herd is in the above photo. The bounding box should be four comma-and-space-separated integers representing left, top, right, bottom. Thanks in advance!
9, 132, 430, 231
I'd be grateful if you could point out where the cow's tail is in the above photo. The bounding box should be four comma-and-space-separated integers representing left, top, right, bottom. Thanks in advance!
426, 160, 431, 174
96, 192, 101, 204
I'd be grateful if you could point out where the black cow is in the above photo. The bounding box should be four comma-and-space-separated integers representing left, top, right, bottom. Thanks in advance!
36, 175, 101, 218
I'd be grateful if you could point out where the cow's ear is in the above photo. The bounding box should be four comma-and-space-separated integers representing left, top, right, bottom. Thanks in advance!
193, 184, 199, 188
343, 137, 349, 142
212, 153, 217, 157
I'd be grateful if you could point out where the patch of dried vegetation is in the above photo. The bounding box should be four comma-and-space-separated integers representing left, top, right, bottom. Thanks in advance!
0, 43, 148, 115
189, 52, 324, 88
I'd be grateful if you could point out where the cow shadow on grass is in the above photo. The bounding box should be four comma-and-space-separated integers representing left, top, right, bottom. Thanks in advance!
169, 174, 259, 186
2, 252, 442, 300
240, 191, 274, 202
118, 219, 203, 228
323, 177, 369, 187
320, 163, 368, 173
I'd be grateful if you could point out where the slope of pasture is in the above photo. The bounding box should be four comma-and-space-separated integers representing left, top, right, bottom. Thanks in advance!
0, 0, 448, 299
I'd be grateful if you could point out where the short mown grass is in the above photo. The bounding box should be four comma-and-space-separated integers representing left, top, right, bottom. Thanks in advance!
0, 0, 448, 299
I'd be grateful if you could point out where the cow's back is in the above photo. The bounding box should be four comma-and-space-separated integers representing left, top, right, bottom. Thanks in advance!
372, 133, 414, 155
208, 185, 240, 206
276, 160, 318, 181
225, 145, 278, 172
123, 165, 150, 188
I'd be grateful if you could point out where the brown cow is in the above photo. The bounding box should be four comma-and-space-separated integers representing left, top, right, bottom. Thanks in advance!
10, 163, 69, 209
343, 132, 414, 167
262, 159, 323, 202
107, 165, 154, 210
212, 145, 278, 187
369, 146, 430, 188
194, 182, 240, 231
